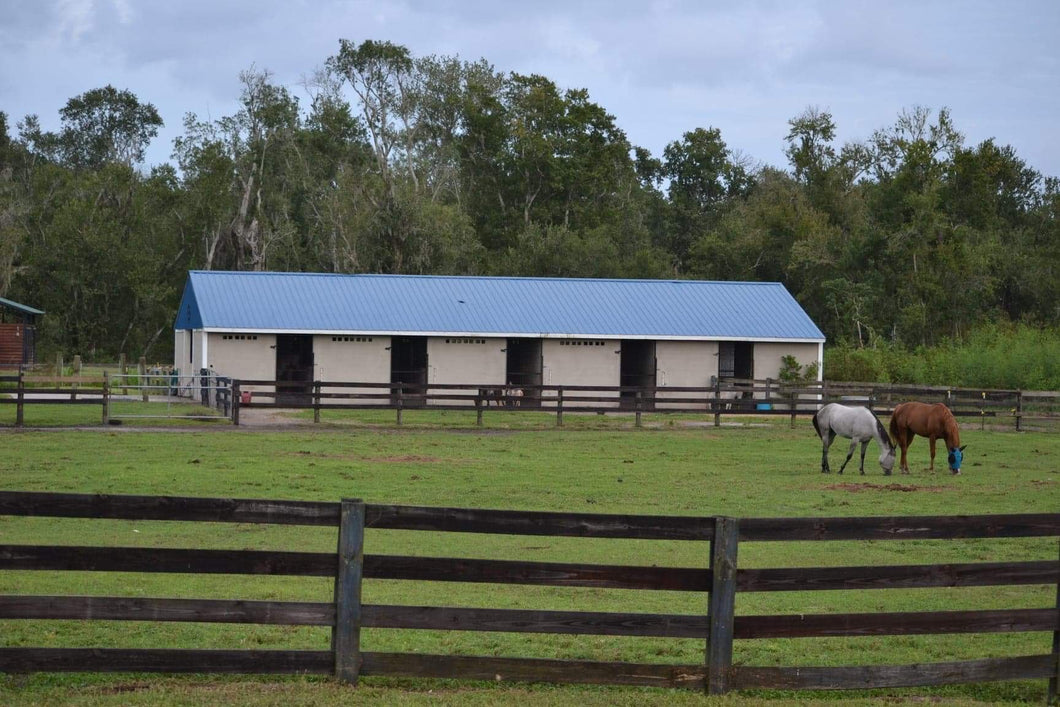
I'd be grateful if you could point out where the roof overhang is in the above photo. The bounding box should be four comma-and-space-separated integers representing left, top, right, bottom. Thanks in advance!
198, 327, 825, 344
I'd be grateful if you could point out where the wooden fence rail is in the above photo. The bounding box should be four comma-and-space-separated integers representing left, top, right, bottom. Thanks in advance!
0, 491, 1058, 699
9, 373, 1060, 431
231, 377, 1060, 431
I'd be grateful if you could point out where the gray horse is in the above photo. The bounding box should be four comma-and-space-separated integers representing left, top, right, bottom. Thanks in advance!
812, 403, 896, 475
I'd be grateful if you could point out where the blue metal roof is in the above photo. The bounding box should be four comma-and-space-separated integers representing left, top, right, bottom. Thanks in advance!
174, 271, 824, 341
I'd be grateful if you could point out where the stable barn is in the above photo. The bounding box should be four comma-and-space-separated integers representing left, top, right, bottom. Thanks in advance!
173, 271, 824, 407
0, 297, 43, 367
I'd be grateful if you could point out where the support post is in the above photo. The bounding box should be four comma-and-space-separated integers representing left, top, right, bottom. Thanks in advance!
140, 357, 149, 403
790, 382, 797, 430
101, 372, 110, 425
635, 390, 642, 428
713, 376, 721, 428
707, 516, 738, 695
232, 381, 241, 426
119, 353, 127, 395
475, 391, 483, 427
15, 367, 24, 428
334, 499, 365, 685
314, 381, 322, 424
1016, 390, 1023, 432
1050, 537, 1060, 705
556, 387, 564, 427
396, 384, 404, 426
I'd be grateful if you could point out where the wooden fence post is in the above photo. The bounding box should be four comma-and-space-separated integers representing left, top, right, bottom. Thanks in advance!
707, 516, 738, 695
232, 381, 241, 426
101, 372, 110, 425
713, 376, 721, 428
119, 353, 127, 395
1016, 390, 1023, 432
334, 499, 366, 685
140, 357, 149, 403
789, 381, 797, 429
1050, 537, 1059, 705
556, 387, 564, 427
475, 391, 483, 427
396, 384, 404, 426
635, 390, 642, 428
15, 367, 24, 428
314, 382, 322, 424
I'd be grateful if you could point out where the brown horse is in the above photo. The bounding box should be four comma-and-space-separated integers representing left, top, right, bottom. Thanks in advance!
889, 402, 966, 474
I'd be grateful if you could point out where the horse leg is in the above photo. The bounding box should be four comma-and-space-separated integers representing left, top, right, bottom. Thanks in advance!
898, 432, 911, 474
838, 438, 858, 474
929, 436, 937, 473
821, 431, 834, 473
858, 439, 869, 475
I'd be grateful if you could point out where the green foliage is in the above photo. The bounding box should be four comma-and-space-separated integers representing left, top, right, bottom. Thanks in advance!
2, 42, 1058, 374
825, 322, 1060, 389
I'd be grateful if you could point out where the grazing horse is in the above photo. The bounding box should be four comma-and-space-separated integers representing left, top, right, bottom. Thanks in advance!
812, 403, 896, 475
889, 402, 966, 475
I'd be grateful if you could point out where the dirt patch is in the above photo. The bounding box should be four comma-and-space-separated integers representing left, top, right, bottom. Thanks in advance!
825, 482, 949, 493
363, 455, 446, 463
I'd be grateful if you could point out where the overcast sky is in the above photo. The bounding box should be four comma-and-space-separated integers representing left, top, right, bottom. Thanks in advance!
2, 0, 1058, 177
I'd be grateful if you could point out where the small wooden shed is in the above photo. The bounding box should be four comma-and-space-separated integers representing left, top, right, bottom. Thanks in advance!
0, 296, 43, 367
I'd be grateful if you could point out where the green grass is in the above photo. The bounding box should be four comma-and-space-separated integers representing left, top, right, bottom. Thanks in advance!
0, 410, 1058, 705
0, 398, 228, 427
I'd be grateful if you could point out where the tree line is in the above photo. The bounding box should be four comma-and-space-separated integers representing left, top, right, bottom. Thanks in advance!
1, 39, 1057, 366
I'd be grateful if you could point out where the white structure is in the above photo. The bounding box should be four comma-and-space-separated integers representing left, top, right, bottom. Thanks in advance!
174, 272, 825, 408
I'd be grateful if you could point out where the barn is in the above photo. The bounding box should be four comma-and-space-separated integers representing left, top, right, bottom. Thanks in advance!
0, 296, 43, 367
173, 271, 824, 406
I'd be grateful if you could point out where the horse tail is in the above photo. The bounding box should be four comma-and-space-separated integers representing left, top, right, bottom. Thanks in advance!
812, 409, 823, 439
889, 407, 900, 445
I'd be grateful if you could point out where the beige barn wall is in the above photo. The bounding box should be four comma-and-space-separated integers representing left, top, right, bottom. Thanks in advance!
173, 330, 192, 381
427, 337, 507, 406
173, 329, 210, 396
753, 342, 820, 380
315, 335, 392, 405
655, 340, 719, 409
542, 339, 620, 408
207, 333, 277, 396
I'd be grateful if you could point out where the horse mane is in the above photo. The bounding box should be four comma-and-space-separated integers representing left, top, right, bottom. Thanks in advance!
875, 416, 894, 450
942, 406, 962, 447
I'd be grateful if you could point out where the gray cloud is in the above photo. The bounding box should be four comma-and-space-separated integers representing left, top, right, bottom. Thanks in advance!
1, 0, 1057, 175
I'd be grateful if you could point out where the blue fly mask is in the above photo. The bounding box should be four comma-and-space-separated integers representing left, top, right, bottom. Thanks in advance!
947, 445, 967, 474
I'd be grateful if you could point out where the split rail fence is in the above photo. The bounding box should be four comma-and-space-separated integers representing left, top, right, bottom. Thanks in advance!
232, 378, 1060, 431
0, 368, 231, 426
0, 491, 1058, 699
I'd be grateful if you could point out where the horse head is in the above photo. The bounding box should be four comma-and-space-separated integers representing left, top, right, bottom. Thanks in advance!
879, 445, 896, 474
947, 445, 967, 474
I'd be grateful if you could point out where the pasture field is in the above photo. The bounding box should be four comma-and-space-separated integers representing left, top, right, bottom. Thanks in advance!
0, 411, 1058, 705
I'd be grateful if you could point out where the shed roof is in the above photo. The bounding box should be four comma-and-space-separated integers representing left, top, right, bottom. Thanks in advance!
0, 296, 45, 317
175, 271, 824, 342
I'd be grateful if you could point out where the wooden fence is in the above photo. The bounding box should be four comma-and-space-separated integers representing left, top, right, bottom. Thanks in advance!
0, 369, 230, 426
232, 377, 1060, 431
0, 369, 105, 426
0, 491, 1058, 698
